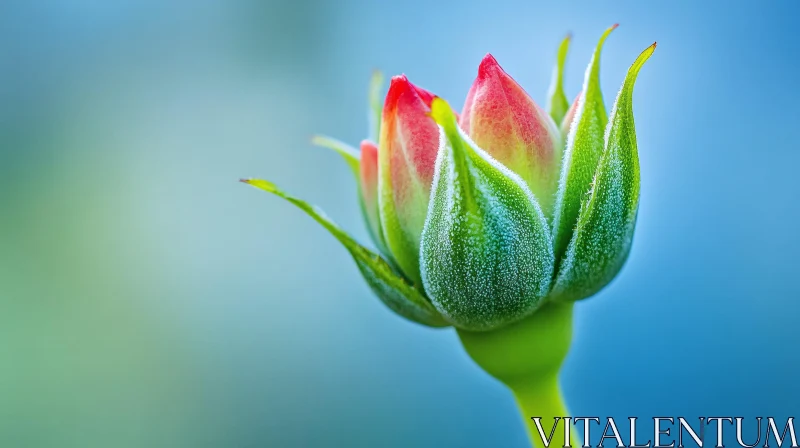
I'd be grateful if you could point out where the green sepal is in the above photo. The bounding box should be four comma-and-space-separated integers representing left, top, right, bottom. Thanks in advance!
549, 43, 655, 302
552, 24, 617, 265
368, 70, 385, 143
420, 99, 554, 331
311, 135, 360, 178
546, 34, 572, 125
242, 178, 449, 328
311, 135, 391, 257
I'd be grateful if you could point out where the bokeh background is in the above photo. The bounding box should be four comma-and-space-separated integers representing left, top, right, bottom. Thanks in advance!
2, 0, 798, 446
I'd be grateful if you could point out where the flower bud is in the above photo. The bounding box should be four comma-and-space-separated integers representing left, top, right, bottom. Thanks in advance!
460, 54, 563, 219
420, 99, 554, 331
245, 26, 656, 330
378, 75, 440, 285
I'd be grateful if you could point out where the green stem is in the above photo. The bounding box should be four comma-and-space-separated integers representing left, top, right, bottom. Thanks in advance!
457, 303, 579, 448
512, 373, 579, 448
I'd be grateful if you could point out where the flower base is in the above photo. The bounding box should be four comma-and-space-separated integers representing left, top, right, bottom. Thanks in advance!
457, 302, 579, 448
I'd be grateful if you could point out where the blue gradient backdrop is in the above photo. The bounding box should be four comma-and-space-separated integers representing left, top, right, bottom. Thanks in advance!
1, 0, 798, 447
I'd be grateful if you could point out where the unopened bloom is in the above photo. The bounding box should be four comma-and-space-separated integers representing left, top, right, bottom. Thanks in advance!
377, 75, 440, 287
243, 26, 655, 331
460, 54, 563, 219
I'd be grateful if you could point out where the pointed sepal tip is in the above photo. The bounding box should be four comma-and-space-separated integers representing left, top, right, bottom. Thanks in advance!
242, 177, 449, 327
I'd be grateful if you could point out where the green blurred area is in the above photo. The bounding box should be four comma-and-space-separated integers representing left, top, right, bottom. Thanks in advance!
0, 1, 339, 446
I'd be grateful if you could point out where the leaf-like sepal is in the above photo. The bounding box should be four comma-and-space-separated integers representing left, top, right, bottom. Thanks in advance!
368, 70, 385, 143
242, 179, 449, 327
546, 34, 572, 125
420, 99, 554, 331
549, 43, 655, 302
311, 135, 389, 255
311, 135, 360, 179
552, 24, 617, 263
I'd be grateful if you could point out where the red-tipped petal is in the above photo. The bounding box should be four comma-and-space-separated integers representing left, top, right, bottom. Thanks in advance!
378, 75, 441, 285
459, 54, 563, 218
412, 83, 436, 107
382, 75, 439, 183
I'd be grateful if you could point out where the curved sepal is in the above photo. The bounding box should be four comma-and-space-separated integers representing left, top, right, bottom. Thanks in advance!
242, 178, 449, 327
546, 34, 572, 125
311, 135, 388, 255
311, 135, 360, 179
420, 99, 554, 331
549, 43, 655, 302
552, 24, 617, 264
368, 70, 385, 143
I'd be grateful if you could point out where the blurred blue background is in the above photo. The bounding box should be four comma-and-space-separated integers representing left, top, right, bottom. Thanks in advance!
1, 0, 798, 446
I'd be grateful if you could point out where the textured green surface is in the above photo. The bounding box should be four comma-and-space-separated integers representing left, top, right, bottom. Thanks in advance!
551, 25, 616, 264
546, 34, 572, 126
242, 179, 448, 327
420, 99, 554, 331
550, 44, 655, 302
